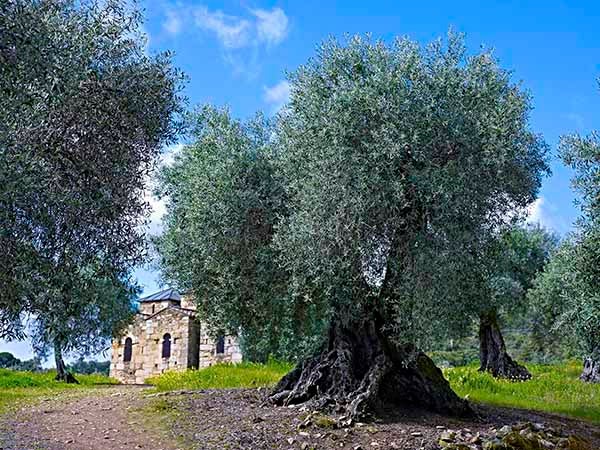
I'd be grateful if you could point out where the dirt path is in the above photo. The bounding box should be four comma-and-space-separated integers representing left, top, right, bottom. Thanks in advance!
2, 386, 600, 450
0, 385, 181, 450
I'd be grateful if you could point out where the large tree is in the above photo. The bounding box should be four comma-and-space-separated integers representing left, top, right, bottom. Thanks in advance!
270, 33, 548, 418
0, 0, 184, 374
156, 33, 548, 417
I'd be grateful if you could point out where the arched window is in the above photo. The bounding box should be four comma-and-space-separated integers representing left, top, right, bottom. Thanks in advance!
123, 337, 132, 363
162, 333, 171, 359
216, 336, 225, 354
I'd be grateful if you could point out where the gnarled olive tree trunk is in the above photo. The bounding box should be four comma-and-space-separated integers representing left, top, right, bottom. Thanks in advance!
54, 341, 78, 384
580, 355, 600, 383
478, 311, 530, 380
270, 312, 471, 420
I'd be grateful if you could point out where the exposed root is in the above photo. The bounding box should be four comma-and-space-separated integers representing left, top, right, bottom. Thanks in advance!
270, 318, 471, 420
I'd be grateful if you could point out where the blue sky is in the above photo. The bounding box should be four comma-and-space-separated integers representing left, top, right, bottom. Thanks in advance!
3, 0, 599, 361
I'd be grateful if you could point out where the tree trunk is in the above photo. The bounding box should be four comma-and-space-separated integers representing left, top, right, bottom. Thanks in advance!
270, 314, 471, 420
478, 311, 531, 380
580, 355, 600, 383
53, 341, 78, 384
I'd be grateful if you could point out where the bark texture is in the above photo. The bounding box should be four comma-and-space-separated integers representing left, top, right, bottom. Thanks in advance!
54, 341, 78, 384
478, 311, 531, 381
580, 356, 600, 383
270, 316, 471, 419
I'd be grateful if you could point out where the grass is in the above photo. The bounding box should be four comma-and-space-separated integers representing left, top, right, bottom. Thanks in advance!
145, 359, 294, 391
0, 368, 118, 413
445, 360, 600, 423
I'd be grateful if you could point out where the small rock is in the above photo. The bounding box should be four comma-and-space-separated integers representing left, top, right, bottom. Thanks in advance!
468, 434, 482, 445
539, 439, 555, 449
483, 440, 508, 450
298, 419, 312, 429
287, 437, 295, 445
440, 431, 457, 442
497, 425, 512, 437
410, 431, 422, 437
301, 443, 309, 450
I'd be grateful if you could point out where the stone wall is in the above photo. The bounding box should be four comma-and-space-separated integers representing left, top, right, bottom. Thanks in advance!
139, 299, 179, 316
110, 307, 198, 384
198, 323, 242, 368
180, 294, 197, 311
110, 303, 242, 384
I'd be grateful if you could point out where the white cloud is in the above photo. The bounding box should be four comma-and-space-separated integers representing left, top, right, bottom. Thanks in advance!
194, 6, 251, 49
264, 80, 291, 112
526, 196, 567, 233
163, 9, 183, 35
527, 196, 574, 235
160, 4, 289, 76
251, 8, 289, 46
160, 143, 184, 167
526, 197, 546, 226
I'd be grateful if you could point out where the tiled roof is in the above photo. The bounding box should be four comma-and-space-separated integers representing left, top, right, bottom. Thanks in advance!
138, 288, 181, 303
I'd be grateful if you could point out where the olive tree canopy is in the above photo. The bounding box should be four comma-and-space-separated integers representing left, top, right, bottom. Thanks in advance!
0, 0, 184, 378
155, 32, 548, 418
270, 33, 548, 417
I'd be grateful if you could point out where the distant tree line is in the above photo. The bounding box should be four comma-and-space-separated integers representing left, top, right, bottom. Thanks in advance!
0, 352, 109, 375
0, 352, 42, 372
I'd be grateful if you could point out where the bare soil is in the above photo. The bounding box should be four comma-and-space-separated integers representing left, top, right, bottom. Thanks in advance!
166, 388, 600, 449
0, 385, 181, 450
1, 386, 599, 450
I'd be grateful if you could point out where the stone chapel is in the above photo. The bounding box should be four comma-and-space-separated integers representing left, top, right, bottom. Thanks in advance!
110, 288, 242, 384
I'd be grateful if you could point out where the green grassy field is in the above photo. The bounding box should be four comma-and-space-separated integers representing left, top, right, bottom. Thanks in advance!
445, 360, 600, 423
145, 360, 294, 391
0, 368, 117, 413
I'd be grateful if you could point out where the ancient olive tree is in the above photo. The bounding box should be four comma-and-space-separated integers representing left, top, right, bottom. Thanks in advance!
154, 107, 326, 362
0, 0, 183, 377
470, 225, 557, 380
270, 34, 548, 418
